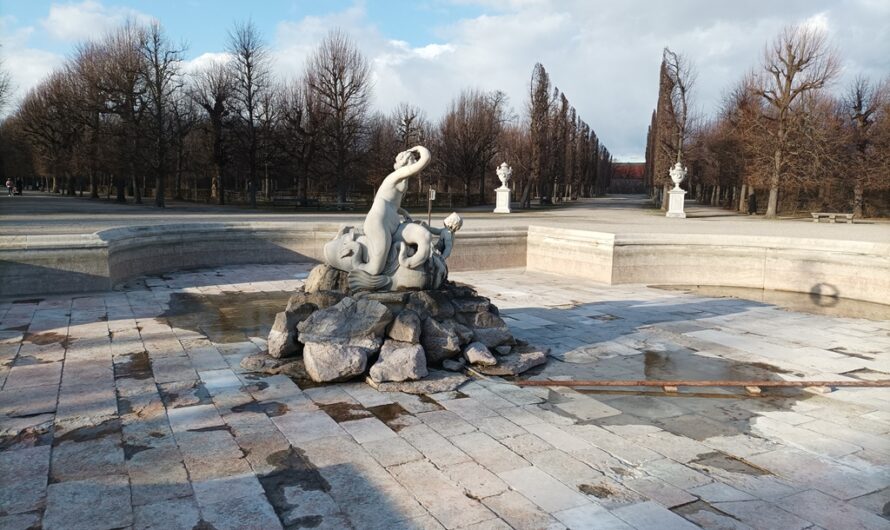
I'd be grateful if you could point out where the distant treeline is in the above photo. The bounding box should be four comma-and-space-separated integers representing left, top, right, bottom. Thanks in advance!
0, 20, 613, 208
645, 26, 890, 217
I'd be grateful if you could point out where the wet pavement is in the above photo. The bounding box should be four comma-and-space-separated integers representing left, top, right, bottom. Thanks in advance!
1, 264, 889, 530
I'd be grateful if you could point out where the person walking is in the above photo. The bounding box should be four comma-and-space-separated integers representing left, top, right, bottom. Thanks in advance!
5, 178, 13, 196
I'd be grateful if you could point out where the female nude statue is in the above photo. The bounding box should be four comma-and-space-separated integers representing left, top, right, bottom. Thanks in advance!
358, 146, 431, 275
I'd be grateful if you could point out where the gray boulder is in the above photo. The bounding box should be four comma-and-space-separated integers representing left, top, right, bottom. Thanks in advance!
387, 309, 422, 343
357, 291, 411, 314
304, 264, 349, 293
285, 290, 343, 312
297, 297, 393, 350
451, 296, 491, 314
240, 353, 287, 373
369, 340, 428, 383
366, 369, 468, 394
494, 345, 513, 356
302, 342, 369, 383
463, 342, 497, 366
407, 291, 455, 320
453, 322, 474, 345
442, 358, 466, 372
470, 345, 549, 376
421, 318, 462, 363
267, 310, 306, 358
469, 311, 514, 348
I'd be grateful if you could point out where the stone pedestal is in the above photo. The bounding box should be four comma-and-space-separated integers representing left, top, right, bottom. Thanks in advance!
666, 189, 686, 218
494, 188, 511, 214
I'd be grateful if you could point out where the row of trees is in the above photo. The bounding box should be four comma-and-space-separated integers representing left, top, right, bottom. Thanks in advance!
644, 26, 890, 217
0, 20, 613, 208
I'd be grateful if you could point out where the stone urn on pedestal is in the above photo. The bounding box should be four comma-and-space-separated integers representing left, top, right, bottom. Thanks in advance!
666, 162, 687, 218
493, 162, 512, 214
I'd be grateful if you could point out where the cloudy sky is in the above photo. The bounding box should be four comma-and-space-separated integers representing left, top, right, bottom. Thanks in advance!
1, 0, 888, 161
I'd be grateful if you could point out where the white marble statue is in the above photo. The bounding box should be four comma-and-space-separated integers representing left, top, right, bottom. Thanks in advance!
496, 162, 513, 190
360, 146, 431, 275
322, 146, 462, 292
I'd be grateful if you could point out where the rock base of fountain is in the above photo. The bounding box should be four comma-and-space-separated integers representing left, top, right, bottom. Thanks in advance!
241, 264, 549, 390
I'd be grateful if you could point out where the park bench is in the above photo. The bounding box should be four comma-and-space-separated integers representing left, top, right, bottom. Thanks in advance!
811, 212, 854, 224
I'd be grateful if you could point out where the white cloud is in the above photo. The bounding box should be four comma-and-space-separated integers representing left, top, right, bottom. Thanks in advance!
41, 0, 154, 42
181, 52, 233, 74
0, 16, 65, 114
803, 12, 830, 32
5, 1, 890, 159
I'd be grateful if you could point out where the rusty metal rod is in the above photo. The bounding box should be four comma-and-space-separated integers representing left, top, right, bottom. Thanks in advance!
512, 379, 890, 388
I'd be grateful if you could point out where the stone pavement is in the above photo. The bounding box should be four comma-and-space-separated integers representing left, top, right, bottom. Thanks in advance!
1, 264, 889, 530
3, 191, 889, 242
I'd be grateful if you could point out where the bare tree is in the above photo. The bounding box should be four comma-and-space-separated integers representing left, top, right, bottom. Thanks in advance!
18, 72, 83, 194
305, 29, 372, 205
843, 75, 888, 216
756, 25, 840, 217
527, 63, 551, 207
0, 53, 12, 113
663, 47, 695, 166
170, 84, 197, 200
392, 102, 431, 201
277, 76, 322, 202
227, 19, 270, 207
141, 21, 185, 207
192, 61, 233, 204
439, 89, 506, 204
0, 52, 16, 186
100, 20, 149, 203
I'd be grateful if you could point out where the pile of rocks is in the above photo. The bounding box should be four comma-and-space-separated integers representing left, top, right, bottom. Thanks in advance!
241, 264, 548, 392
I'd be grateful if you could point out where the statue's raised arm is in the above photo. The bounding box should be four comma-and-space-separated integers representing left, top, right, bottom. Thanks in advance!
359, 146, 431, 276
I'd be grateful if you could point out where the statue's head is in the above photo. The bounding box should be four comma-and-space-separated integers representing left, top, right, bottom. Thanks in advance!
394, 150, 417, 170
443, 212, 463, 233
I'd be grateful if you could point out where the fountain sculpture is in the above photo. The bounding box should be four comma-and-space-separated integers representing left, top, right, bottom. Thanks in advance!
243, 147, 548, 390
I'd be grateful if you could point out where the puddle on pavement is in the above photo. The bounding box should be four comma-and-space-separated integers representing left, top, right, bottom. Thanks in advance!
231, 400, 290, 417
319, 402, 374, 423
652, 284, 890, 321
367, 403, 415, 432
691, 452, 770, 476
114, 351, 152, 380
53, 418, 121, 445
642, 351, 803, 381
22, 331, 69, 349
161, 291, 292, 343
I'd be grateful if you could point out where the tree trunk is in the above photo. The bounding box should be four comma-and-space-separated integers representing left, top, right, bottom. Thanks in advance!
174, 146, 184, 201
215, 169, 224, 205
765, 146, 781, 218
738, 184, 747, 213
155, 173, 165, 207
520, 180, 531, 209
133, 173, 142, 204
116, 174, 126, 202
853, 182, 864, 218
661, 183, 669, 210
478, 165, 486, 205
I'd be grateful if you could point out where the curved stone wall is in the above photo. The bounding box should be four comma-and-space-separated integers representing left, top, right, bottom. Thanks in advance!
526, 226, 890, 306
1, 223, 887, 305
0, 223, 527, 297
